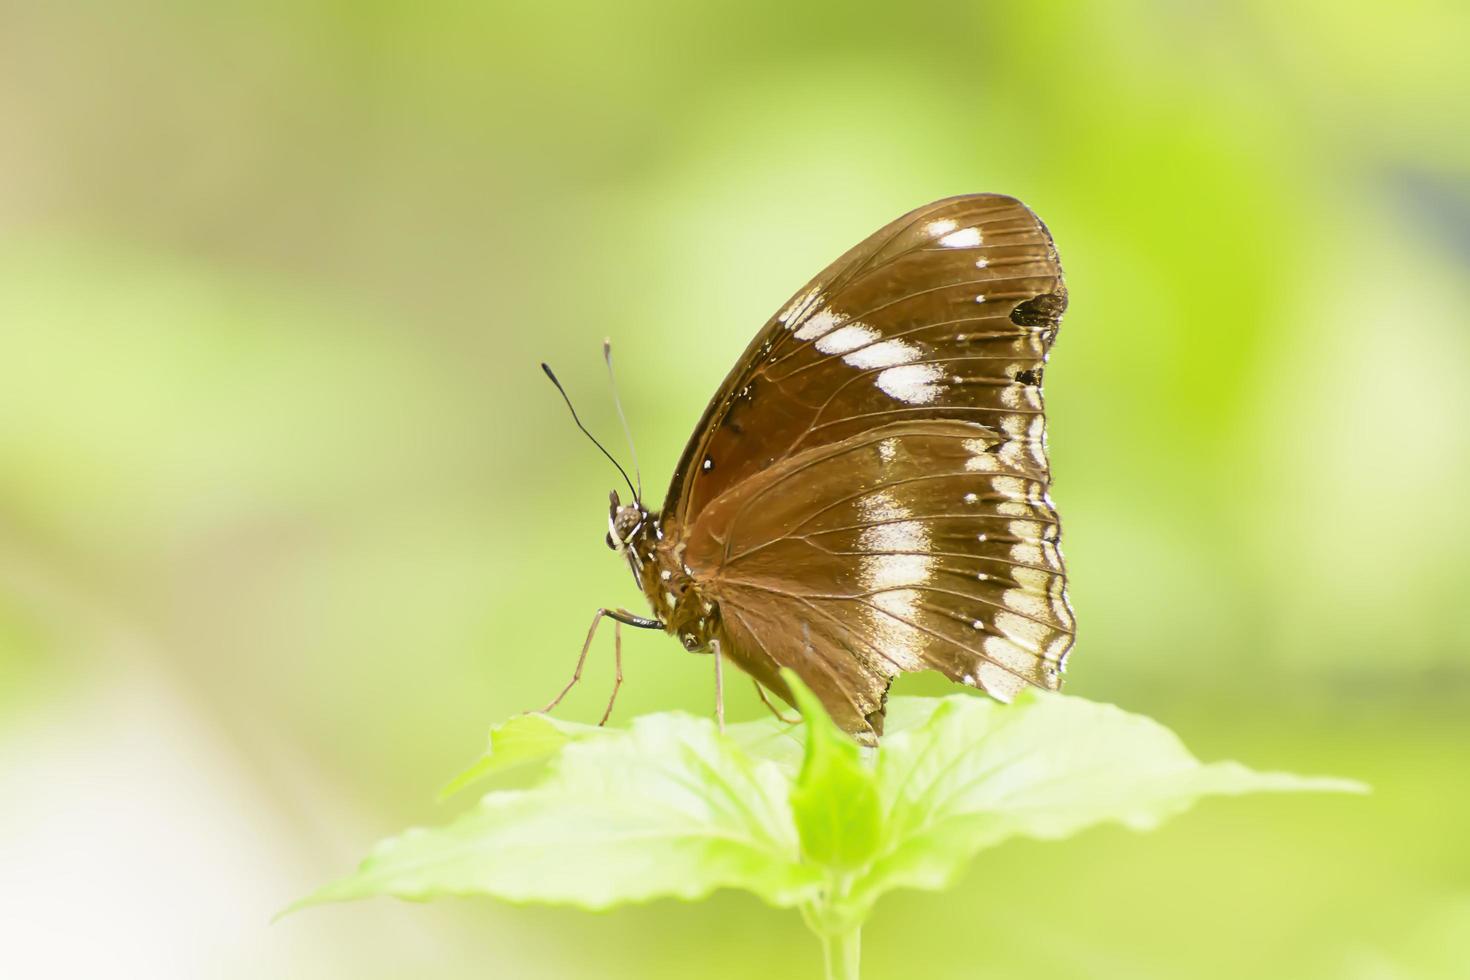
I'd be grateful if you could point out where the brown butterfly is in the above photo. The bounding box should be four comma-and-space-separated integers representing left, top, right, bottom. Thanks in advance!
541, 194, 1073, 743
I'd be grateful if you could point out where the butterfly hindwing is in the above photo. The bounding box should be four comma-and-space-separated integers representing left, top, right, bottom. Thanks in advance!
685, 418, 1072, 739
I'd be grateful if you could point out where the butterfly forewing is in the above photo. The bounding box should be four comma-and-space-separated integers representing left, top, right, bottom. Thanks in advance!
661, 194, 1071, 739
667, 195, 1064, 520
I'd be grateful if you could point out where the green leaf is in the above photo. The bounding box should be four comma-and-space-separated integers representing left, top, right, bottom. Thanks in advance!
439, 713, 808, 802
785, 671, 882, 870
840, 690, 1367, 918
292, 689, 1364, 937
293, 713, 822, 914
437, 713, 601, 800
722, 715, 807, 773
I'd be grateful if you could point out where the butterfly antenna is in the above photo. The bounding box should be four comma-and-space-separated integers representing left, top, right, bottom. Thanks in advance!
602, 338, 643, 502
540, 362, 638, 501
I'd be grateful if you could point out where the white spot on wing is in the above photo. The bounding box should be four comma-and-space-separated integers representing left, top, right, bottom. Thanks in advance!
984, 633, 1037, 670
993, 476, 1027, 499
815, 323, 878, 354
859, 520, 928, 569
876, 363, 946, 403
926, 218, 957, 237
845, 339, 922, 370
858, 491, 907, 522
995, 612, 1048, 654
1044, 633, 1071, 663
856, 491, 930, 670
938, 227, 982, 248
963, 438, 1000, 472
1011, 542, 1044, 566
778, 286, 821, 325
977, 660, 1026, 700
794, 307, 845, 341
1012, 565, 1050, 592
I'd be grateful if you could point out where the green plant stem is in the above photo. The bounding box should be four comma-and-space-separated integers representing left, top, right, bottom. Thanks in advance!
820, 926, 861, 980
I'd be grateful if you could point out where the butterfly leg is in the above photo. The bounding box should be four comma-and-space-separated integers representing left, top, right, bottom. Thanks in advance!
712, 638, 726, 734
540, 607, 660, 715
753, 680, 799, 725
597, 621, 623, 726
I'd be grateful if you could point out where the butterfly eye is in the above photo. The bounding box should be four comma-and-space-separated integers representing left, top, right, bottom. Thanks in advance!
605, 532, 616, 550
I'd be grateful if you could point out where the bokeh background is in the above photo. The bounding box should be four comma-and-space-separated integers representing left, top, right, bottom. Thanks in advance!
2, 2, 1467, 977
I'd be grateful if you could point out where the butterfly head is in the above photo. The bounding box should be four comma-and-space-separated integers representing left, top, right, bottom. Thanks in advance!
606, 489, 647, 554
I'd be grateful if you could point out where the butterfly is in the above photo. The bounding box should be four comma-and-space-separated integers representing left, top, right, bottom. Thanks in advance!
541, 194, 1073, 743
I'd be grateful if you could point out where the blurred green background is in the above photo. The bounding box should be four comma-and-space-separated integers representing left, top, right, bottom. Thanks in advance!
2, 2, 1466, 977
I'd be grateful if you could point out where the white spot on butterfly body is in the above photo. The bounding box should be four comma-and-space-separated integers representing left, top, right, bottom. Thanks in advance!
938, 227, 982, 248
876, 363, 946, 403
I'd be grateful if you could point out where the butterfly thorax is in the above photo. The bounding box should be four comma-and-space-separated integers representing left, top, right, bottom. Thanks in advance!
607, 496, 718, 651
620, 512, 718, 653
